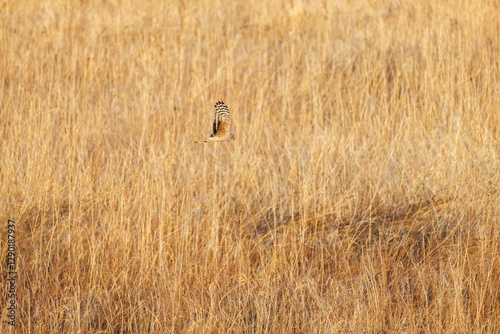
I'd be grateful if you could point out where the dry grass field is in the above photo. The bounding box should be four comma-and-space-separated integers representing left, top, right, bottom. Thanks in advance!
1, 0, 500, 332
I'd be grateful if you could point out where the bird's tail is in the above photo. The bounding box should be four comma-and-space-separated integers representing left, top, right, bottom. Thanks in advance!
194, 139, 207, 143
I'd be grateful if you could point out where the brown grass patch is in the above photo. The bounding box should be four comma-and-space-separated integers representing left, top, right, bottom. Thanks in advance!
1, 0, 500, 332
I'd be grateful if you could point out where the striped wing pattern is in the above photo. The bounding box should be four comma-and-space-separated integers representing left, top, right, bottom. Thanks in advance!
194, 101, 234, 143
212, 101, 231, 138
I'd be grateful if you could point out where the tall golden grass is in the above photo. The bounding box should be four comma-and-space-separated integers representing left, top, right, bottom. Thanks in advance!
1, 0, 499, 332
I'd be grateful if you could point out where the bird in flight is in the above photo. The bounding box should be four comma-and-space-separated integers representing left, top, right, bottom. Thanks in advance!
194, 101, 235, 143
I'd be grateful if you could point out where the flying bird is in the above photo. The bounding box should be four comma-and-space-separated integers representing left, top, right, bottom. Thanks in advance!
194, 101, 235, 143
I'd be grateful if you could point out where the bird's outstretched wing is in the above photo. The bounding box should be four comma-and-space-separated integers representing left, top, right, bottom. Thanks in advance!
194, 101, 234, 143
212, 101, 231, 136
